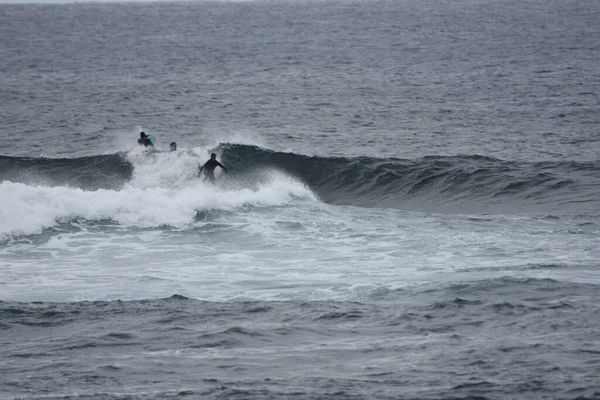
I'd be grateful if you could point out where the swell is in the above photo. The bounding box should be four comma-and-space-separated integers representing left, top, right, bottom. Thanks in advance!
0, 153, 133, 190
2, 145, 599, 215
1, 276, 596, 324
220, 144, 600, 214
3, 280, 599, 400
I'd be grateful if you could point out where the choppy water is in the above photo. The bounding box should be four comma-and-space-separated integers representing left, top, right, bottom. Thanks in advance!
1, 0, 600, 399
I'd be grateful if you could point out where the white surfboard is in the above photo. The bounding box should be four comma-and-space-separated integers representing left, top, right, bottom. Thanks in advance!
203, 180, 216, 191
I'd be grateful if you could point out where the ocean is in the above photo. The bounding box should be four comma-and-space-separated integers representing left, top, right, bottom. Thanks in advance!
1, 0, 600, 398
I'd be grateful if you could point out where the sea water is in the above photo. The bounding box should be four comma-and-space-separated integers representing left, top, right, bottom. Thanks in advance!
1, 0, 600, 398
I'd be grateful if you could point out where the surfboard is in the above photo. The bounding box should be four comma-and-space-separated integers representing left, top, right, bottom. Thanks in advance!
203, 181, 216, 192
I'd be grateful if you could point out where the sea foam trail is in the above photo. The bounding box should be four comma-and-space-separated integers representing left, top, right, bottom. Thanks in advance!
0, 173, 315, 239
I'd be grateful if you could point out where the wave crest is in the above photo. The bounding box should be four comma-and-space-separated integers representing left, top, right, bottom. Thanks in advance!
220, 143, 600, 214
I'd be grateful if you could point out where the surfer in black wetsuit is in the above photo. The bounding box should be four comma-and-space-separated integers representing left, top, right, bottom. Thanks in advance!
199, 153, 227, 183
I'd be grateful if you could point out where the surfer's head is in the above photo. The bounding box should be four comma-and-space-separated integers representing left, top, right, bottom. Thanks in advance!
211, 153, 216, 159
140, 132, 146, 138
170, 142, 177, 151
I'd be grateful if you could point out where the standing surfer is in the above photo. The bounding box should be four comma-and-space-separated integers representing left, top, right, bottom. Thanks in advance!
199, 153, 227, 184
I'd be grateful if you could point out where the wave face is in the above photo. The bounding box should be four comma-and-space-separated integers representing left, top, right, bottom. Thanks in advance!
1, 145, 599, 217
0, 154, 133, 190
221, 144, 600, 215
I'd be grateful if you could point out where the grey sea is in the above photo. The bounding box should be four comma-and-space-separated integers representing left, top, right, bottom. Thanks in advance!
1, 0, 600, 398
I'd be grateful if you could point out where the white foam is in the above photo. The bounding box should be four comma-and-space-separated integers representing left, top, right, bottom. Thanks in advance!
0, 166, 316, 238
125, 146, 205, 189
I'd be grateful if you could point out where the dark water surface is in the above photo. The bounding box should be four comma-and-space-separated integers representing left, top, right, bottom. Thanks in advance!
1, 0, 600, 398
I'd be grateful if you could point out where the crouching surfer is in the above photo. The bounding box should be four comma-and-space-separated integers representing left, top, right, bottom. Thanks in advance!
137, 132, 155, 147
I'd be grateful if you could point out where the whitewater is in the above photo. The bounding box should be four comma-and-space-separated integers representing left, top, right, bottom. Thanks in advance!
2, 143, 598, 306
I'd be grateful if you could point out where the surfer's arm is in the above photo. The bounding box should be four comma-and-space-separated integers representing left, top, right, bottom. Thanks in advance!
198, 165, 204, 175
218, 162, 227, 173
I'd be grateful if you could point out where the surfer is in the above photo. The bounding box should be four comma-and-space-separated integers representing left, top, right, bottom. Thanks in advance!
170, 142, 177, 151
199, 153, 227, 184
137, 132, 155, 147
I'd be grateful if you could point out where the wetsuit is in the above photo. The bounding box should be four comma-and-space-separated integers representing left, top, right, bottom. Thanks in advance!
138, 135, 155, 147
199, 159, 227, 182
